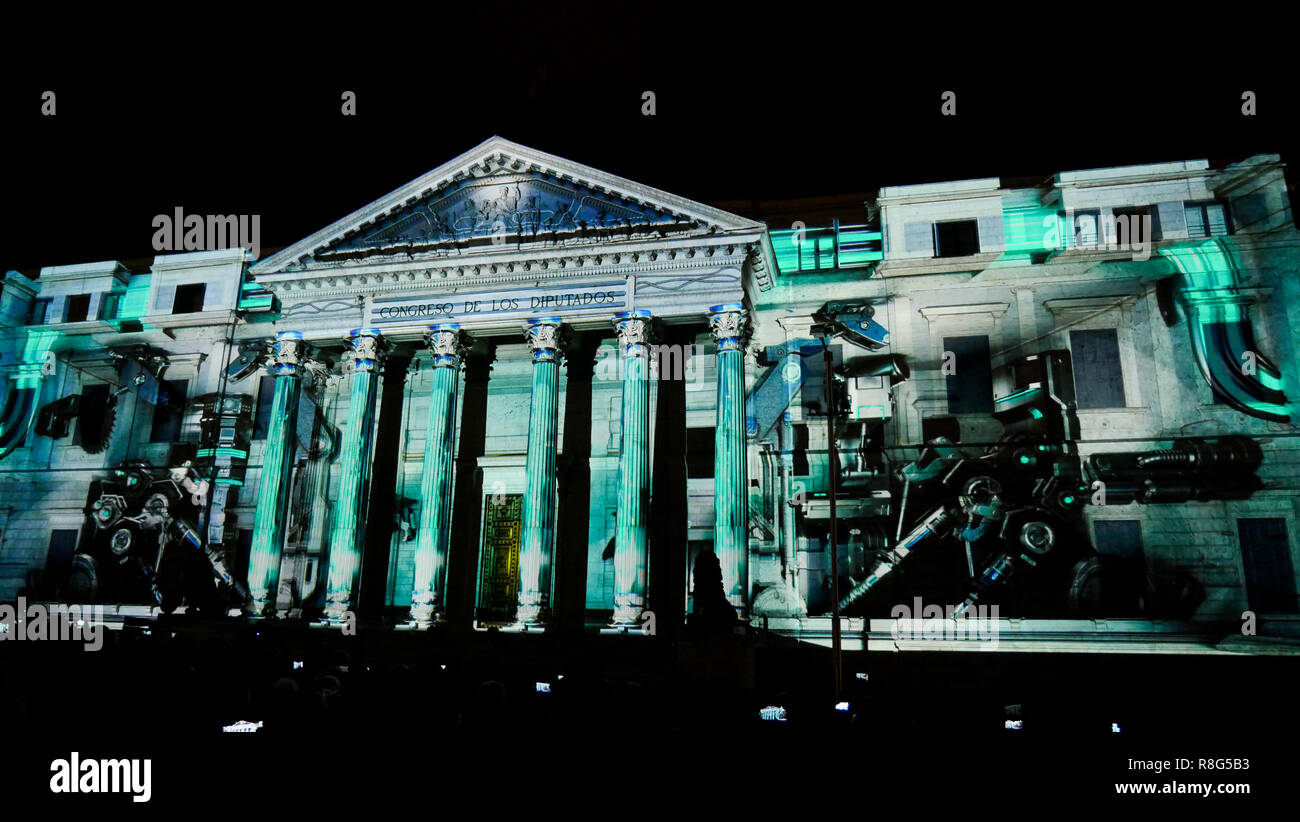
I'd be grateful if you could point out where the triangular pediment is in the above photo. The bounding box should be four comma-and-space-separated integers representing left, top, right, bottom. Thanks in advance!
251, 136, 765, 275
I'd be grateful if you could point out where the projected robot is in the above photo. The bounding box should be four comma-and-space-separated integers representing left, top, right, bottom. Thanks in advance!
833, 349, 1264, 617
70, 461, 247, 613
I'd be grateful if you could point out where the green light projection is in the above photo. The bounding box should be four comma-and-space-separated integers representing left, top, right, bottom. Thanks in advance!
408, 324, 464, 627
245, 331, 303, 617
1158, 238, 1290, 422
324, 329, 387, 622
611, 311, 652, 626
515, 318, 563, 627
710, 304, 749, 614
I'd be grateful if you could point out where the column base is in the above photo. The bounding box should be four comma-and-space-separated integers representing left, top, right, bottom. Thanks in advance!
405, 612, 446, 630
503, 605, 550, 633
610, 603, 645, 626
244, 592, 279, 620
407, 595, 444, 629
599, 623, 651, 636
500, 621, 549, 634
322, 598, 354, 623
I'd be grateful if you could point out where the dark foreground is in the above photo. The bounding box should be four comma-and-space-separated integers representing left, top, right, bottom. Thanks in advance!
3, 617, 1295, 811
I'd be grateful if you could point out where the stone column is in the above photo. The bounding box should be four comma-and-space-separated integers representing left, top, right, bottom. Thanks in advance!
246, 331, 304, 618
611, 310, 652, 627
324, 328, 388, 623
409, 323, 467, 627
709, 303, 750, 618
514, 317, 567, 629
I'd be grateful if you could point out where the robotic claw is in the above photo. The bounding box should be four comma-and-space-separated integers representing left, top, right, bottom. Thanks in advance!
836, 349, 1265, 618
72, 461, 247, 612
839, 435, 1091, 616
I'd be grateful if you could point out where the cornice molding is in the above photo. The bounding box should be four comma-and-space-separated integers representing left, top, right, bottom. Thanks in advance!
260, 240, 758, 298
918, 302, 1010, 321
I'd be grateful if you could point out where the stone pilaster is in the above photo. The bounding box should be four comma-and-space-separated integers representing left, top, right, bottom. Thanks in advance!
409, 323, 467, 627
246, 331, 304, 618
514, 317, 567, 629
611, 310, 653, 626
324, 328, 388, 623
709, 303, 750, 618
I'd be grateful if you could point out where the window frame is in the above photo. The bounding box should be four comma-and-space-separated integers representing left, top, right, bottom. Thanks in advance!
171, 283, 207, 314
148, 377, 190, 444
1184, 200, 1232, 239
1068, 328, 1128, 410
932, 219, 982, 259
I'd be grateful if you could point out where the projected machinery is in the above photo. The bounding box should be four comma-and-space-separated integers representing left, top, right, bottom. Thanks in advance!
749, 317, 1268, 620
73, 460, 247, 613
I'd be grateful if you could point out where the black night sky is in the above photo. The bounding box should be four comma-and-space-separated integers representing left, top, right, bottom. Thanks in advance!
2, 10, 1294, 274
2, 10, 1298, 811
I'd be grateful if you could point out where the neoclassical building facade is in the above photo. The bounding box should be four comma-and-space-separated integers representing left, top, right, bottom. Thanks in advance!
2, 139, 1298, 651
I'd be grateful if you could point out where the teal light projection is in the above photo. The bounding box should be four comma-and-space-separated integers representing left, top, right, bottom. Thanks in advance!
324, 328, 388, 623
0, 328, 59, 459
771, 221, 883, 275
990, 195, 1060, 267
408, 323, 466, 627
515, 318, 565, 629
1159, 238, 1289, 422
611, 310, 652, 626
245, 331, 304, 617
709, 304, 750, 616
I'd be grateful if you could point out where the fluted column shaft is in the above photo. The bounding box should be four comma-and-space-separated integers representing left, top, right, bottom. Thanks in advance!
515, 318, 566, 628
409, 324, 466, 627
246, 331, 304, 617
612, 310, 652, 626
709, 304, 750, 617
324, 328, 388, 622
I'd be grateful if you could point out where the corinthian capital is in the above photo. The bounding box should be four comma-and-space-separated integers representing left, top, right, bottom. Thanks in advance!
707, 303, 750, 353
523, 318, 570, 364
426, 323, 469, 368
271, 331, 305, 374
613, 310, 653, 358
344, 328, 390, 374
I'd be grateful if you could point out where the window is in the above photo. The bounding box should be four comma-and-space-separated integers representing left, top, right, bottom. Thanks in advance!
1066, 210, 1101, 248
1238, 518, 1297, 613
1069, 329, 1126, 409
75, 384, 113, 447
1110, 207, 1152, 247
943, 335, 993, 414
1184, 202, 1229, 238
686, 426, 715, 479
172, 283, 206, 314
921, 416, 961, 443
252, 375, 276, 440
149, 378, 189, 443
63, 294, 91, 323
97, 291, 122, 321
933, 220, 980, 258
1093, 520, 1143, 561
